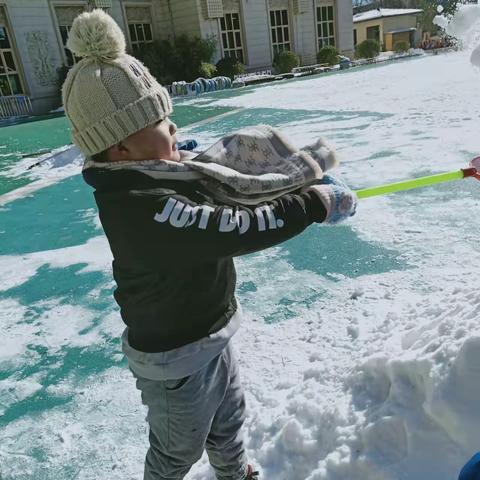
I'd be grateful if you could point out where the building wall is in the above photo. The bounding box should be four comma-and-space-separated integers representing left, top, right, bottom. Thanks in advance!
216, 0, 353, 71
294, 1, 318, 66
354, 14, 419, 49
353, 17, 384, 47
383, 13, 418, 34
3, 0, 355, 115
170, 0, 201, 38
2, 0, 68, 114
241, 0, 272, 69
335, 0, 353, 56
0, 0, 173, 115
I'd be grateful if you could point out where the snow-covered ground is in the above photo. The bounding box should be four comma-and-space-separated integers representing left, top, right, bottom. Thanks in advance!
2, 19, 480, 480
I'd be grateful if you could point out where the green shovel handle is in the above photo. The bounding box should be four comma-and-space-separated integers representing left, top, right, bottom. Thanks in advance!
355, 168, 479, 199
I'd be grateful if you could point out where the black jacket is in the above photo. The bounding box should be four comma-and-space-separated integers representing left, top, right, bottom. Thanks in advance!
83, 166, 327, 352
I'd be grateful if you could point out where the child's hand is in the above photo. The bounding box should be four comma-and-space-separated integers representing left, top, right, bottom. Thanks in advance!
307, 176, 357, 224
316, 174, 349, 189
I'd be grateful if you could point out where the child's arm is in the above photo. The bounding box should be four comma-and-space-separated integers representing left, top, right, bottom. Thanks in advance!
98, 182, 356, 264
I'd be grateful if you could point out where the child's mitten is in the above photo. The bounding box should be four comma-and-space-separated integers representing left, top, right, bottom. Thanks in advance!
307, 175, 357, 224
177, 139, 198, 151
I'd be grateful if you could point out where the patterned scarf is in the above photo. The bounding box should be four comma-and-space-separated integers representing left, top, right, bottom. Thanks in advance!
83, 125, 338, 204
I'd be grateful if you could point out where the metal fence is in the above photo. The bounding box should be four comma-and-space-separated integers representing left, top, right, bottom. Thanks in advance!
0, 95, 33, 118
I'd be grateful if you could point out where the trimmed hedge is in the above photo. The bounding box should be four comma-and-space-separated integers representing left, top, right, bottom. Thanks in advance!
136, 34, 217, 84
273, 50, 300, 73
355, 39, 381, 59
317, 45, 339, 66
393, 40, 410, 53
215, 57, 245, 80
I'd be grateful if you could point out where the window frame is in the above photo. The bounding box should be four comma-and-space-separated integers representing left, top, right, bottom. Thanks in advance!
268, 8, 292, 57
316, 3, 336, 51
122, 2, 155, 55
218, 11, 245, 64
366, 25, 381, 43
0, 5, 26, 97
49, 1, 87, 67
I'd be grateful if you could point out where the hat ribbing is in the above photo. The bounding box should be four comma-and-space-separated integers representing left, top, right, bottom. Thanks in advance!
62, 9, 172, 156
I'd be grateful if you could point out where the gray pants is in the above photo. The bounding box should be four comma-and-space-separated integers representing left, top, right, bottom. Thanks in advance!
132, 343, 248, 480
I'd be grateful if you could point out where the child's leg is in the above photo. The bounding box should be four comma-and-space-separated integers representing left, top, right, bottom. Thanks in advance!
205, 344, 249, 480
133, 346, 245, 480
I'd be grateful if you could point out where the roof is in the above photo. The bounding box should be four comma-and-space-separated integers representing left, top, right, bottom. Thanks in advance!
386, 27, 417, 34
353, 8, 423, 23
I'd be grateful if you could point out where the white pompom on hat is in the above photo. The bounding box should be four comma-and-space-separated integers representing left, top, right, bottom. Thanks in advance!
62, 9, 172, 156
66, 8, 126, 61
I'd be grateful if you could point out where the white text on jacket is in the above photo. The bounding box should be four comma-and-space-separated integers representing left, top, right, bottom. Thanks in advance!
154, 198, 285, 233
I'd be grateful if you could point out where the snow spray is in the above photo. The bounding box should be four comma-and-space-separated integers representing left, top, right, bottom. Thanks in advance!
434, 4, 480, 68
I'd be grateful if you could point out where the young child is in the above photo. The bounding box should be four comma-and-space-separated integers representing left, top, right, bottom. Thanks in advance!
62, 10, 357, 480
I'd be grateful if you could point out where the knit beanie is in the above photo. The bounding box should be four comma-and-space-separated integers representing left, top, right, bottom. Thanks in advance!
62, 9, 172, 156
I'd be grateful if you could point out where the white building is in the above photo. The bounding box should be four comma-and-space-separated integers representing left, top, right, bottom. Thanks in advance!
0, 0, 353, 117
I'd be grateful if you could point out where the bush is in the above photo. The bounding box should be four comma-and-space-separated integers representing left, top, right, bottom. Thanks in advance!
136, 34, 217, 84
273, 50, 300, 73
317, 45, 339, 66
198, 62, 217, 78
355, 39, 381, 59
393, 40, 410, 53
215, 57, 245, 80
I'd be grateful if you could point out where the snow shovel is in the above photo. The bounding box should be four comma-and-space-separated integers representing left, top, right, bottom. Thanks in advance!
355, 157, 480, 199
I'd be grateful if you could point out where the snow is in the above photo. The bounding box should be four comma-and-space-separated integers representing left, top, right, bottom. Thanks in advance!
353, 9, 423, 24
434, 4, 480, 69
2, 41, 480, 480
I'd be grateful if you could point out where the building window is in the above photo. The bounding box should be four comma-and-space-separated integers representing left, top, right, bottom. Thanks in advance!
220, 12, 244, 63
316, 5, 335, 49
54, 5, 86, 66
366, 25, 380, 43
353, 28, 357, 46
128, 23, 153, 53
125, 7, 154, 54
0, 26, 24, 96
269, 9, 291, 55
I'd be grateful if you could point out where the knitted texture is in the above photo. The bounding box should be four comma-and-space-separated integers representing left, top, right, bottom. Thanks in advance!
62, 9, 172, 156
307, 174, 357, 224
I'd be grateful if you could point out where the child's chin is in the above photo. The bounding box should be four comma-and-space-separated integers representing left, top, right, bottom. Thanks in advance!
170, 150, 182, 162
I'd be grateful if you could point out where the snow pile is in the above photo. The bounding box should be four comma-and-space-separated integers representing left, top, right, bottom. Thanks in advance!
313, 286, 480, 479
228, 279, 480, 480
434, 4, 480, 68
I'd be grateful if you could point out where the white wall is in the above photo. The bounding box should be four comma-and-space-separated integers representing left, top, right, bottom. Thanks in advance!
335, 0, 353, 55
3, 0, 65, 113
241, 0, 272, 70
171, 0, 201, 37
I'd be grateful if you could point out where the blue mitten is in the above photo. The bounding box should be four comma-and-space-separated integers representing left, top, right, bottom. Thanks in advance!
307, 175, 357, 224
177, 139, 198, 151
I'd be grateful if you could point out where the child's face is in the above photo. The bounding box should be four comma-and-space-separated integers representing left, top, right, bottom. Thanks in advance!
120, 117, 180, 162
